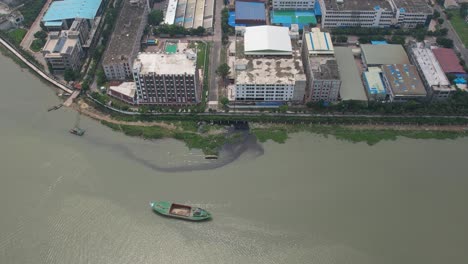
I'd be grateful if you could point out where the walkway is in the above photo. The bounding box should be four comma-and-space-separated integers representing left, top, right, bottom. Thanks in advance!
20, 0, 52, 69
0, 37, 74, 94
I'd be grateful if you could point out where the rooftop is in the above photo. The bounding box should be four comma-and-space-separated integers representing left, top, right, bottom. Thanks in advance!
109, 82, 136, 98
43, 31, 80, 56
309, 56, 340, 80
334, 47, 368, 101
432, 47, 466, 74
363, 67, 387, 95
392, 0, 432, 14
102, 0, 146, 66
235, 1, 266, 21
42, 0, 102, 22
361, 44, 410, 66
244, 26, 292, 56
322, 0, 392, 11
134, 51, 197, 75
410, 42, 450, 87
382, 64, 426, 96
235, 41, 304, 84
304, 28, 334, 55
164, 0, 178, 24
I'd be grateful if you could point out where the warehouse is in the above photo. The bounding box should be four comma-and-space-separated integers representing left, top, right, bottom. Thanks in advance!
381, 64, 427, 102
235, 1, 266, 25
334, 47, 368, 102
243, 26, 292, 56
361, 44, 410, 67
41, 0, 103, 30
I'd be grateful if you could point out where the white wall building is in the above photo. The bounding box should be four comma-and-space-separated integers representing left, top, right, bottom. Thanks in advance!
233, 26, 306, 103
273, 0, 315, 10
319, 0, 432, 28
408, 42, 456, 101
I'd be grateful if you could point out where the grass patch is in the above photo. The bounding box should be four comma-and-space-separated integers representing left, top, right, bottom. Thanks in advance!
251, 124, 468, 146
251, 129, 289, 143
447, 10, 468, 46
100, 120, 238, 155
30, 38, 45, 52
6, 29, 27, 46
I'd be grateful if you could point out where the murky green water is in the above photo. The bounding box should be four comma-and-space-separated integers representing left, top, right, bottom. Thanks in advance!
1, 54, 467, 264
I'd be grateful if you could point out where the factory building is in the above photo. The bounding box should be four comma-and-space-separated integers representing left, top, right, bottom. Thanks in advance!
361, 44, 410, 68
42, 30, 83, 73
102, 0, 148, 80
318, 0, 432, 28
408, 42, 456, 101
41, 0, 104, 31
132, 49, 200, 105
302, 28, 341, 103
232, 26, 306, 104
381, 64, 427, 102
272, 0, 315, 10
363, 67, 388, 101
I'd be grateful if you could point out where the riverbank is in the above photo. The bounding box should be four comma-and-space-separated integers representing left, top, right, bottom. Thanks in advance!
76, 100, 468, 154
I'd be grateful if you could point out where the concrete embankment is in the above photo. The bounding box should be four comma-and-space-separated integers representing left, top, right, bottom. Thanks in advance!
0, 37, 74, 94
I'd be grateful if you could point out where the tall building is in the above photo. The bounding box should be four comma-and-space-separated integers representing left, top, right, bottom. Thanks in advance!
233, 26, 306, 103
318, 0, 432, 28
408, 42, 456, 101
102, 0, 148, 80
273, 0, 315, 10
302, 28, 341, 102
42, 30, 83, 73
132, 51, 200, 105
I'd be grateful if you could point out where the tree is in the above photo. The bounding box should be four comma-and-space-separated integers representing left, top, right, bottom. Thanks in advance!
148, 10, 164, 26
278, 105, 288, 113
220, 97, 229, 107
96, 68, 107, 86
64, 69, 77, 82
437, 18, 444, 25
433, 10, 440, 19
34, 30, 47, 40
436, 37, 454, 48
216, 63, 230, 80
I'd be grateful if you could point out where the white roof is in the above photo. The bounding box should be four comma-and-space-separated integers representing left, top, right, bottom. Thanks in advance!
410, 43, 450, 87
109, 82, 136, 98
134, 52, 196, 75
305, 28, 334, 55
244, 26, 292, 56
164, 0, 178, 24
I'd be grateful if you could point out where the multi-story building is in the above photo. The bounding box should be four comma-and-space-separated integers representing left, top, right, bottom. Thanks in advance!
233, 26, 306, 103
390, 0, 433, 28
132, 51, 200, 105
102, 0, 148, 80
363, 67, 388, 101
318, 0, 432, 28
319, 0, 394, 28
42, 30, 83, 73
273, 0, 315, 10
408, 42, 456, 101
301, 28, 341, 102
381, 64, 427, 102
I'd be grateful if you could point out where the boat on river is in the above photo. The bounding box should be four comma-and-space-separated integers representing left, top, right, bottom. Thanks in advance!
69, 127, 85, 136
150, 201, 211, 221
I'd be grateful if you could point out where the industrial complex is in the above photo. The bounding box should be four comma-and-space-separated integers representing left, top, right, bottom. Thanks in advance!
164, 0, 215, 31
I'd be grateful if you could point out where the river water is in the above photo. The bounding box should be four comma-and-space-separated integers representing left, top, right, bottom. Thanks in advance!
1, 54, 468, 264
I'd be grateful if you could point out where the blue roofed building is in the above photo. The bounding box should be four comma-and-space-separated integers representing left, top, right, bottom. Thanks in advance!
41, 0, 104, 31
235, 1, 266, 25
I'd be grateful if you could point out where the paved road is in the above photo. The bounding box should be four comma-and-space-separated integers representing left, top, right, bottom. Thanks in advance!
20, 0, 52, 70
207, 0, 223, 104
435, 5, 468, 62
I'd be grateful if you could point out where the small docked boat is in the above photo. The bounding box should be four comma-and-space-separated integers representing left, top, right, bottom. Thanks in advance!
69, 127, 85, 136
150, 201, 211, 221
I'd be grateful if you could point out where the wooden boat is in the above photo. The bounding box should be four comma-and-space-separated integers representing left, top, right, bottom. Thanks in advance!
150, 201, 211, 221
69, 127, 85, 136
